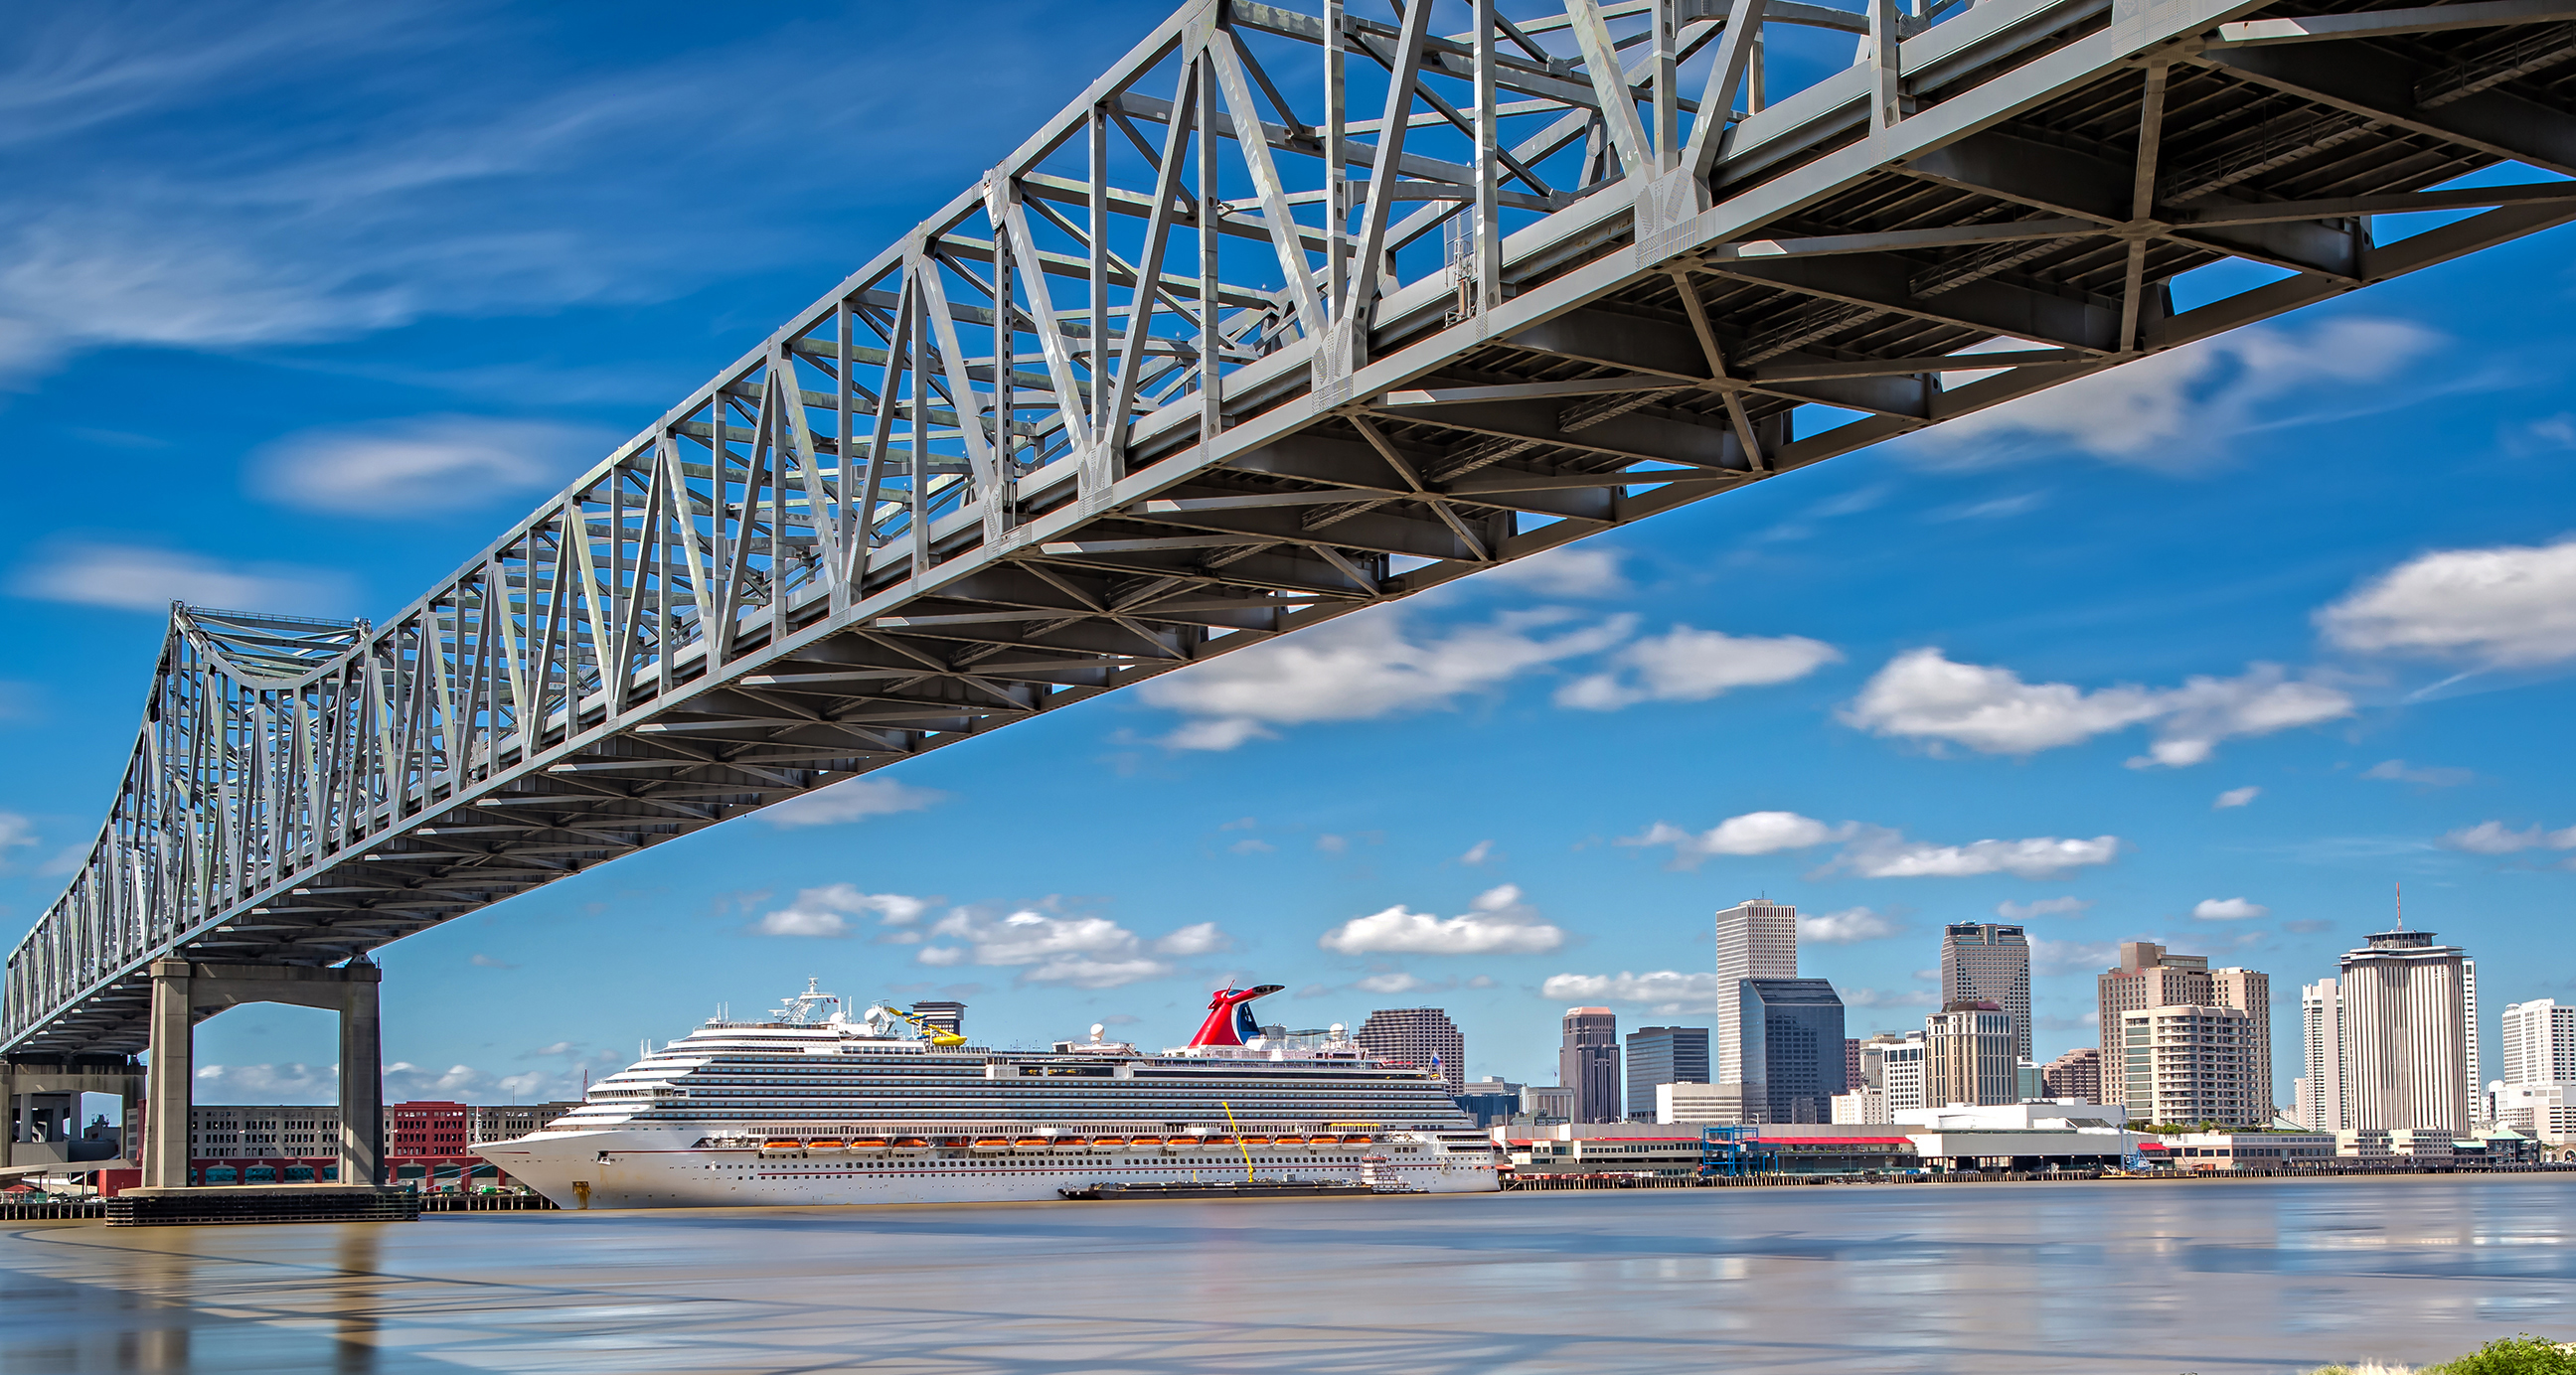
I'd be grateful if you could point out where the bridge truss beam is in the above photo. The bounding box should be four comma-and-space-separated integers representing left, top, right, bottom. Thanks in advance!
12, 0, 2576, 1054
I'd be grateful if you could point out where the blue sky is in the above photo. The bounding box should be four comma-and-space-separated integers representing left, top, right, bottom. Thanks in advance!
6, 0, 2576, 1109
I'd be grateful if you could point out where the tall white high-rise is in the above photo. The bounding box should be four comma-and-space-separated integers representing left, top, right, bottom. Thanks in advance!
2500, 999, 2576, 1086
2337, 929, 2478, 1134
1714, 899, 1798, 1085
1941, 923, 2031, 1063
2299, 978, 2345, 1130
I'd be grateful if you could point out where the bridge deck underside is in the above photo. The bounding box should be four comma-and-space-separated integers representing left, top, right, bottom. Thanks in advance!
12, 0, 2576, 1055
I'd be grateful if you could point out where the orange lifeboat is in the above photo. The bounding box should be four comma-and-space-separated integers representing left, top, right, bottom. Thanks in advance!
969, 1137, 1012, 1153
1090, 1136, 1130, 1152
847, 1138, 891, 1153
1204, 1136, 1239, 1149
805, 1139, 846, 1151
1339, 1134, 1375, 1146
888, 1138, 931, 1155
759, 1138, 804, 1155
1011, 1136, 1052, 1153
1237, 1135, 1274, 1147
1128, 1135, 1166, 1150
1162, 1135, 1202, 1153
1271, 1134, 1309, 1149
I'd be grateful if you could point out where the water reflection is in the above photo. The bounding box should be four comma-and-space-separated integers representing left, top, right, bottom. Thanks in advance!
0, 1176, 2566, 1374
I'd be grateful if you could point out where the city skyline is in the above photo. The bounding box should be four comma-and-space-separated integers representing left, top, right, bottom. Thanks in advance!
10, 2, 2576, 1109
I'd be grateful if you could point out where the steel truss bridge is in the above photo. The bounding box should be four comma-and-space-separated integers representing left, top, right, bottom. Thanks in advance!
11, 0, 2576, 1058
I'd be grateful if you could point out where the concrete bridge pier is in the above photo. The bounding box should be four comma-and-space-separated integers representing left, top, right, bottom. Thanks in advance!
2, 1054, 143, 1173
127, 958, 405, 1223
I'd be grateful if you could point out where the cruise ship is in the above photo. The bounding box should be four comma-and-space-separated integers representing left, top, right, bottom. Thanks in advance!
480, 981, 1500, 1208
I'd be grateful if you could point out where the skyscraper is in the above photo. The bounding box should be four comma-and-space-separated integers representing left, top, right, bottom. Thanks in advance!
1924, 1000, 2017, 1107
2500, 999, 2576, 1086
1354, 1006, 1466, 1092
2298, 977, 2345, 1130
1941, 923, 2032, 1063
2121, 1004, 2264, 1127
2209, 967, 2273, 1115
2098, 942, 2209, 1106
1559, 1007, 1621, 1123
1714, 899, 1799, 1085
1739, 980, 1848, 1124
2338, 928, 2478, 1133
1624, 1026, 1709, 1123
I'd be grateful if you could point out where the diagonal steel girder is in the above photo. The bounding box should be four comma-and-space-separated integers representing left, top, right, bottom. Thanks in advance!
13, 0, 2576, 1055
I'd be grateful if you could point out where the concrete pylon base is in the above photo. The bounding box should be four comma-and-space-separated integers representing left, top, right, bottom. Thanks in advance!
104, 1184, 417, 1227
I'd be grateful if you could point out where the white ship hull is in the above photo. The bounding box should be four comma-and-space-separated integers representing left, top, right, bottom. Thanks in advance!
484, 1128, 1500, 1209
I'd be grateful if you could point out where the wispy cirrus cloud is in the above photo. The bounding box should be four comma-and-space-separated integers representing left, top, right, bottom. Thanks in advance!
11, 539, 353, 616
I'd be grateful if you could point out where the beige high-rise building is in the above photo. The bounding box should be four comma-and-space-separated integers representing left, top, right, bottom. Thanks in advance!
1942, 923, 2031, 1063
2099, 944, 2209, 1109
1924, 1001, 2016, 1107
2339, 929, 2477, 1134
2099, 944, 2272, 1110
2120, 1004, 2265, 1127
2210, 967, 2273, 1116
2040, 1047, 2102, 1103
1714, 899, 1798, 1086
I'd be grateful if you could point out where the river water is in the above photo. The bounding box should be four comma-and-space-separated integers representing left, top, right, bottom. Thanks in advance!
2, 1176, 2569, 1374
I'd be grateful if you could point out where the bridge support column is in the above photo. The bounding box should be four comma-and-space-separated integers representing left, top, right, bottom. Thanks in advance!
143, 960, 194, 1189
337, 965, 383, 1187
140, 958, 386, 1192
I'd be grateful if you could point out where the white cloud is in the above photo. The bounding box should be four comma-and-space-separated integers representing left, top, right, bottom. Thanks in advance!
2214, 786, 2261, 810
1554, 625, 1840, 710
1458, 840, 1497, 866
2442, 821, 2576, 855
1842, 648, 2350, 767
1841, 987, 1936, 1009
1154, 922, 1230, 957
1797, 906, 1902, 944
2193, 897, 2270, 921
1996, 896, 2092, 920
750, 885, 929, 938
195, 1061, 338, 1103
250, 415, 612, 515
469, 953, 519, 969
913, 904, 1219, 989
0, 812, 35, 870
1912, 317, 2441, 471
1355, 972, 1439, 994
12, 540, 353, 616
1539, 971, 1726, 1014
2361, 760, 2474, 788
1316, 834, 1349, 854
1477, 543, 1629, 597
2028, 937, 2121, 976
1318, 884, 1564, 956
760, 777, 947, 829
2321, 536, 2576, 668
1618, 811, 1848, 870
1840, 831, 2122, 880
1140, 605, 1632, 749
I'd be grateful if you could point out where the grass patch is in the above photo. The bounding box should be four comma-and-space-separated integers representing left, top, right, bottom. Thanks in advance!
2312, 1336, 2576, 1375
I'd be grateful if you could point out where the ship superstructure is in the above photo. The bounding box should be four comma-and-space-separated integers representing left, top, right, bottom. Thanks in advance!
480, 981, 1499, 1208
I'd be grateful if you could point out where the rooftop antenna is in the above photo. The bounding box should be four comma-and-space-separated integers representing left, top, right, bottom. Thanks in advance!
2396, 880, 2405, 930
